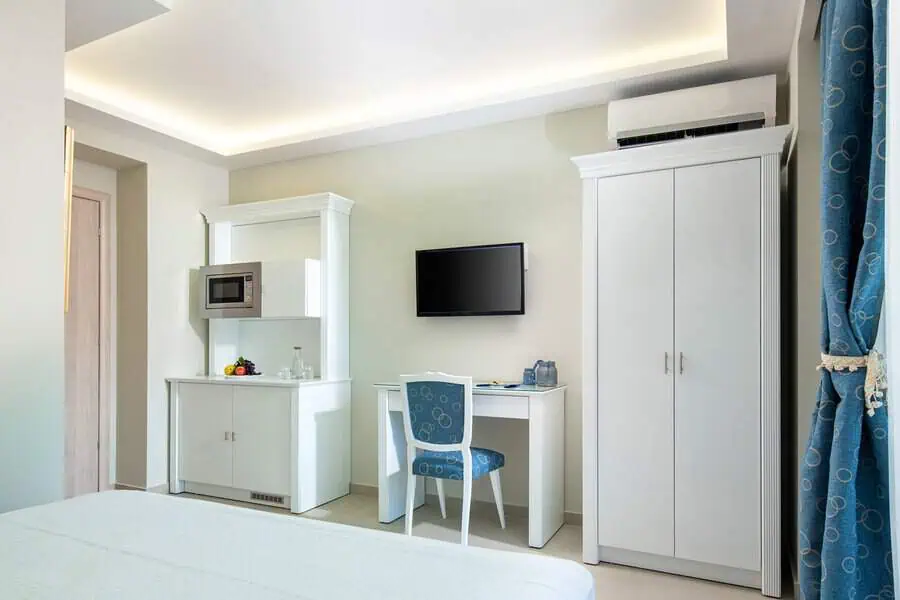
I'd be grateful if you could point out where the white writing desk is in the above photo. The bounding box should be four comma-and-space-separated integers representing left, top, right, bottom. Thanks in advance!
374, 383, 566, 548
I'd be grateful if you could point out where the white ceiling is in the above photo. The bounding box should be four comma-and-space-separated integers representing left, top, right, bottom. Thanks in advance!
65, 0, 800, 166
66, 0, 172, 51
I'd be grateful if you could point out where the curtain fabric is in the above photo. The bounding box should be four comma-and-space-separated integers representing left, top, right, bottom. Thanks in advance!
799, 0, 889, 598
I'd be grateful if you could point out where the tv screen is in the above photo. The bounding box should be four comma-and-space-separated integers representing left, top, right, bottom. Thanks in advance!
416, 243, 525, 317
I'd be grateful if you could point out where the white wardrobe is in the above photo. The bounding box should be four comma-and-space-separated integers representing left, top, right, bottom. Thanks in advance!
575, 126, 790, 598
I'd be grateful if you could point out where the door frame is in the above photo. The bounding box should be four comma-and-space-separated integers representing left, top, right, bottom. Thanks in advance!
71, 185, 116, 492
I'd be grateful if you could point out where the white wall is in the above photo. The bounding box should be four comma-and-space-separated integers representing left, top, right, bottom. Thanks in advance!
66, 117, 229, 488
231, 107, 609, 512
784, 0, 822, 577
790, 0, 823, 493
74, 160, 117, 201
0, 0, 65, 512
238, 319, 321, 377
231, 218, 321, 263
116, 164, 149, 487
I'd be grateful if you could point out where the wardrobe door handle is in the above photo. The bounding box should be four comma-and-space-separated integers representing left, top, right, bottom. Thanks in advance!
664, 352, 670, 374
224, 432, 230, 441
679, 352, 685, 375
231, 432, 237, 442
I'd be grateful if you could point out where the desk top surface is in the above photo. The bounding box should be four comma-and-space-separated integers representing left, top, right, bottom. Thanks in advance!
374, 383, 566, 396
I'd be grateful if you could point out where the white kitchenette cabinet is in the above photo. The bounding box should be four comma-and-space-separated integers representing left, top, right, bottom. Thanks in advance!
169, 377, 350, 513
169, 193, 353, 513
232, 386, 292, 496
178, 383, 234, 488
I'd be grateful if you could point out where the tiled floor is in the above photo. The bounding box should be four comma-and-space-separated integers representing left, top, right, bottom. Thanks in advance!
180, 492, 790, 599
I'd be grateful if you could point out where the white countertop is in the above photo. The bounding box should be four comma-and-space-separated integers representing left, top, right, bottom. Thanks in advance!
167, 375, 349, 388
374, 382, 566, 396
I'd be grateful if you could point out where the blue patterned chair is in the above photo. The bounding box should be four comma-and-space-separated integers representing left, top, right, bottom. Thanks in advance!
400, 372, 506, 545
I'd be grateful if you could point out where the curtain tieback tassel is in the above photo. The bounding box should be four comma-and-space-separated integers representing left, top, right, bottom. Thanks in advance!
818, 351, 888, 416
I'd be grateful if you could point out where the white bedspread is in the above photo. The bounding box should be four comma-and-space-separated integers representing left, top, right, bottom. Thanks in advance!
0, 491, 593, 600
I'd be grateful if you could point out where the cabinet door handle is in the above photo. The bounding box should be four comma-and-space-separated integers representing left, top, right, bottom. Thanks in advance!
664, 352, 670, 374
224, 431, 230, 441
679, 352, 685, 374
231, 432, 237, 442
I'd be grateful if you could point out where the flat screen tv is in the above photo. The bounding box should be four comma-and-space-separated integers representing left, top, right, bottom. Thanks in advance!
416, 243, 525, 317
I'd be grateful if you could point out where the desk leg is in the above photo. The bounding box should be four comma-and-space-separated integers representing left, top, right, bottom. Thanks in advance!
378, 390, 424, 523
528, 389, 566, 547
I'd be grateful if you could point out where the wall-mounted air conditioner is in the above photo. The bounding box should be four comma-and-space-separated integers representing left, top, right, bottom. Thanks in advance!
607, 75, 777, 148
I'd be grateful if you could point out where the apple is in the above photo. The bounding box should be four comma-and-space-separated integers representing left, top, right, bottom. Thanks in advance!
235, 366, 246, 376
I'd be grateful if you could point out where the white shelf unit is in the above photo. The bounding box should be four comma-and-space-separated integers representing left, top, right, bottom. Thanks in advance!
201, 193, 353, 380
574, 126, 790, 597
168, 193, 354, 514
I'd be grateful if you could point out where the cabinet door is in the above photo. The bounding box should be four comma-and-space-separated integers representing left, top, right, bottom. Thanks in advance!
232, 386, 292, 496
596, 169, 675, 557
674, 159, 761, 570
261, 260, 320, 318
178, 384, 233, 487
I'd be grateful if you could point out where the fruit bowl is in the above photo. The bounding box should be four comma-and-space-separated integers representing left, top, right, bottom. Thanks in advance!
223, 356, 261, 377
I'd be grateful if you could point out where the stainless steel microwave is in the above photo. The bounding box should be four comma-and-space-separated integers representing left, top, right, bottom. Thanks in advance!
199, 262, 262, 319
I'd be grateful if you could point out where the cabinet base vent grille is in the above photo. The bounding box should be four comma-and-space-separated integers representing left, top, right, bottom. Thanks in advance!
251, 492, 285, 505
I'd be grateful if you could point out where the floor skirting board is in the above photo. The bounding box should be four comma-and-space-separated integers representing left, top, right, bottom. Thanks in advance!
597, 546, 761, 590
349, 483, 582, 525
114, 482, 169, 493
114, 482, 144, 491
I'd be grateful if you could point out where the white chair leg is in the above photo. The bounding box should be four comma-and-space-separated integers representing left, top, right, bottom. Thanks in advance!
489, 470, 506, 530
461, 474, 473, 546
405, 471, 417, 536
435, 478, 447, 519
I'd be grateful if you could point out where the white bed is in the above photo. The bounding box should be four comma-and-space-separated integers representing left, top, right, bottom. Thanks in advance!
1, 491, 593, 600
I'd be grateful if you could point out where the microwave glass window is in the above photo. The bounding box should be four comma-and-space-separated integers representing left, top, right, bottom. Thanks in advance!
208, 276, 245, 305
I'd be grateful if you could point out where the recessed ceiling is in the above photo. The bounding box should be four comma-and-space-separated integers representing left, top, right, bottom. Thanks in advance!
65, 0, 799, 165
66, 0, 172, 51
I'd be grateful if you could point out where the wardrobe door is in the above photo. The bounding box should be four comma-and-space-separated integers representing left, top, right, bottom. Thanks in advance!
673, 159, 761, 570
596, 169, 675, 557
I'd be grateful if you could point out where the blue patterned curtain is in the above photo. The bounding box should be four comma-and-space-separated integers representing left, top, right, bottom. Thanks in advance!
798, 0, 889, 598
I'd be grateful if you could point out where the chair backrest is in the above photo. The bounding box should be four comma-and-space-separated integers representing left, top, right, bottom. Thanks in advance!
399, 372, 473, 453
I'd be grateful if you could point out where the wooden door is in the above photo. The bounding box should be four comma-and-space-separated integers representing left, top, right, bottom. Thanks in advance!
178, 384, 234, 487
673, 159, 761, 570
595, 169, 675, 556
232, 386, 291, 496
65, 195, 101, 497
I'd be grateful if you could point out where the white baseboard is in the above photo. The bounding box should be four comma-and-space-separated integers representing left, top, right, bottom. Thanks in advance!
349, 483, 377, 497
598, 546, 762, 590
114, 482, 168, 494
114, 482, 144, 491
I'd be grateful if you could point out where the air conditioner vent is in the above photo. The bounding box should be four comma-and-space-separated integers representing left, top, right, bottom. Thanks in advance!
608, 75, 776, 149
250, 492, 285, 505
617, 118, 767, 149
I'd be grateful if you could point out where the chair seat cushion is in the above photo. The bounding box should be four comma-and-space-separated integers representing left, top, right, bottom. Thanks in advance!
412, 447, 505, 480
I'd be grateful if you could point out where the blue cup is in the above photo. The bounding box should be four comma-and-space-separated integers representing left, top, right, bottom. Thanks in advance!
523, 368, 536, 385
